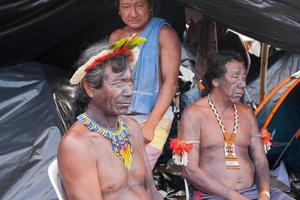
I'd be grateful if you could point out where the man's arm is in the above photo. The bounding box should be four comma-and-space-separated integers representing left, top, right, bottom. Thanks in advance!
178, 106, 248, 200
57, 132, 102, 200
248, 107, 270, 200
143, 26, 180, 143
128, 118, 162, 200
142, 137, 163, 200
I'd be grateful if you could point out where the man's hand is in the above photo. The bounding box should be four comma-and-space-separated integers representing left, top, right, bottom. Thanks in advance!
258, 191, 270, 200
258, 196, 270, 200
142, 122, 155, 144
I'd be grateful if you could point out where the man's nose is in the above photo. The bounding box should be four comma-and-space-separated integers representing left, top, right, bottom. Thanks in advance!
238, 79, 246, 89
130, 7, 138, 17
124, 81, 133, 97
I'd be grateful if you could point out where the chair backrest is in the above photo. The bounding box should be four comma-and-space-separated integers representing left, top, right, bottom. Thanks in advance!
48, 159, 64, 200
184, 178, 190, 200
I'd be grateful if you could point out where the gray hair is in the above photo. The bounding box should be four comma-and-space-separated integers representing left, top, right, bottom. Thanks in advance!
74, 41, 129, 114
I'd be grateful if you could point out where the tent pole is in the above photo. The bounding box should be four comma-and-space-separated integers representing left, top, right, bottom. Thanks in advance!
259, 43, 270, 102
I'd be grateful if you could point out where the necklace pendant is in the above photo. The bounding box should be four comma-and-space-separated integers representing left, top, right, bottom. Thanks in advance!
224, 143, 240, 169
208, 95, 240, 170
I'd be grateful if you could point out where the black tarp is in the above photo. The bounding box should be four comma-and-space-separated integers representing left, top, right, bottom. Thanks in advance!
0, 0, 123, 69
178, 0, 300, 55
2, 0, 300, 69
0, 63, 63, 199
0, 0, 185, 70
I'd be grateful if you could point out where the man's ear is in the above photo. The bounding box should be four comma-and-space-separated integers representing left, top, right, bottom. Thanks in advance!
212, 79, 220, 87
82, 80, 94, 98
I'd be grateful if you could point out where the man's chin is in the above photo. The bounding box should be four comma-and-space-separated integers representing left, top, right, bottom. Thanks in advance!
126, 20, 148, 30
128, 24, 144, 31
116, 106, 130, 115
231, 96, 242, 103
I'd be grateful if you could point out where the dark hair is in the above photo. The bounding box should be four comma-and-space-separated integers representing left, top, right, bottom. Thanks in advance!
74, 42, 129, 115
218, 31, 251, 72
203, 51, 244, 94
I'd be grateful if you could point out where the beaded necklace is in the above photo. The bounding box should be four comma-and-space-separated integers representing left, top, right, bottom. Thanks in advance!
77, 112, 133, 169
207, 94, 240, 169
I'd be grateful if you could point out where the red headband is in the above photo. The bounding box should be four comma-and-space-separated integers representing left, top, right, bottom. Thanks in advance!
84, 48, 131, 72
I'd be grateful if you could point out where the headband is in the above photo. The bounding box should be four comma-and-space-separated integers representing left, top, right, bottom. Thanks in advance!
70, 34, 146, 84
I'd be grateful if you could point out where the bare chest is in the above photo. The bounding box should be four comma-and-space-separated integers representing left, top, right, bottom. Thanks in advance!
200, 115, 252, 150
90, 136, 147, 194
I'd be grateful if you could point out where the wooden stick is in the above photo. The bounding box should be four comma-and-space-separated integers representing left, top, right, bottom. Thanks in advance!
259, 43, 270, 102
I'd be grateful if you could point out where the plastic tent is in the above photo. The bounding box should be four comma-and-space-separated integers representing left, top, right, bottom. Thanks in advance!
1, 0, 300, 199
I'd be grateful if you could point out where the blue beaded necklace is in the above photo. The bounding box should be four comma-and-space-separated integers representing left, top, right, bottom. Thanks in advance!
77, 112, 133, 169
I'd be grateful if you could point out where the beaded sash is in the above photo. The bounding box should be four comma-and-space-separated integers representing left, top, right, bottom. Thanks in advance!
77, 112, 133, 169
208, 94, 240, 169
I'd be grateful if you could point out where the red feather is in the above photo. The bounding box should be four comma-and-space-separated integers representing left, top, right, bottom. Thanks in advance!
170, 138, 193, 155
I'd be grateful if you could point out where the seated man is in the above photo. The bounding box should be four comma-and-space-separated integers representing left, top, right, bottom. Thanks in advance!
57, 38, 162, 200
177, 51, 294, 199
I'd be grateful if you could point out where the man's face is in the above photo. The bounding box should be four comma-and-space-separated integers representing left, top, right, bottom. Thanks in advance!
118, 0, 151, 31
91, 61, 133, 116
218, 60, 246, 103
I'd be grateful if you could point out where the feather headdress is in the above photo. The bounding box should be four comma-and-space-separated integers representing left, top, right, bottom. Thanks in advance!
70, 34, 146, 85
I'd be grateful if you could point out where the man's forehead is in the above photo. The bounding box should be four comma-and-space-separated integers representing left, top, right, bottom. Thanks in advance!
226, 59, 246, 73
103, 61, 129, 77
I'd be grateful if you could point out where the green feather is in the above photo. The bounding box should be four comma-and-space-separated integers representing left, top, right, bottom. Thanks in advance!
109, 36, 147, 50
109, 37, 129, 50
127, 37, 147, 49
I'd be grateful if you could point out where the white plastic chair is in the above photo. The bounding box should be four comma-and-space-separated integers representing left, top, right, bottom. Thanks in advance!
184, 178, 190, 200
48, 159, 64, 200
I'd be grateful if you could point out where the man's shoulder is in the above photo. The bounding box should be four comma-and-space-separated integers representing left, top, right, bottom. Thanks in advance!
159, 24, 178, 40
236, 103, 255, 115
158, 24, 180, 57
120, 115, 144, 144
182, 98, 209, 120
59, 122, 89, 153
120, 114, 138, 125
120, 115, 141, 134
109, 28, 127, 43
189, 97, 210, 112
